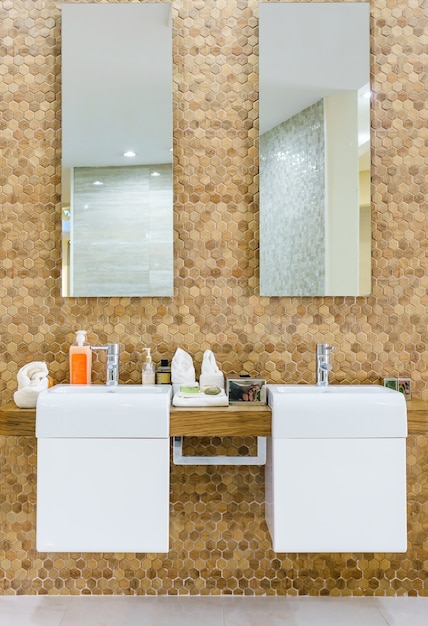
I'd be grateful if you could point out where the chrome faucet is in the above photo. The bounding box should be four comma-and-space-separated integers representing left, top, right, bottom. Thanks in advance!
316, 343, 335, 386
91, 343, 120, 386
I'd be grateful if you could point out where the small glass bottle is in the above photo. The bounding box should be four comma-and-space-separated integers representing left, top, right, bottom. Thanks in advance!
156, 359, 171, 384
142, 348, 156, 385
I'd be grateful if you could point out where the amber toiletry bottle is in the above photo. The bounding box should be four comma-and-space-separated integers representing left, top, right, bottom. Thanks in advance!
156, 359, 171, 384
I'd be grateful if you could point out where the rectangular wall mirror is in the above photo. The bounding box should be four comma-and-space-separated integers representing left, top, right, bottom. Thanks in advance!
259, 2, 370, 297
61, 3, 173, 297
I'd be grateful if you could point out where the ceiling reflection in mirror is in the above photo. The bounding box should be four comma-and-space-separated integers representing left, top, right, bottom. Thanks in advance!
259, 3, 370, 297
61, 3, 173, 297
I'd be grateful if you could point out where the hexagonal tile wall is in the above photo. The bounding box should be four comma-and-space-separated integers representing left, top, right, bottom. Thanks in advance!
0, 0, 427, 597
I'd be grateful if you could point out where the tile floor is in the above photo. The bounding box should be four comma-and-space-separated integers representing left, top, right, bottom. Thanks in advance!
0, 596, 427, 626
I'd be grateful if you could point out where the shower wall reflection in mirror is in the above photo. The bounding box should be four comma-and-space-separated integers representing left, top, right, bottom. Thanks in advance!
61, 3, 173, 297
259, 3, 370, 297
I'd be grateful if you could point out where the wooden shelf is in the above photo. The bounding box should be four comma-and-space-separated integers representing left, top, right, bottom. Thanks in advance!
1, 399, 427, 437
0, 402, 271, 437
170, 404, 271, 436
406, 400, 428, 434
0, 403, 36, 436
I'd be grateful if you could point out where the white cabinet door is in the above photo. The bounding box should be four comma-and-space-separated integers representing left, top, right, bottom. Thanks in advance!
37, 438, 169, 552
266, 437, 407, 553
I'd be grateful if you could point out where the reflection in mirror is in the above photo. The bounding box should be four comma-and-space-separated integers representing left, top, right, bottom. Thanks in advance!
61, 3, 173, 297
259, 3, 370, 297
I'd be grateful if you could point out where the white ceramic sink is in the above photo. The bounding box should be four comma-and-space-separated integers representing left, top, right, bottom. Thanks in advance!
265, 383, 408, 552
36, 384, 172, 438
267, 384, 407, 438
36, 383, 171, 552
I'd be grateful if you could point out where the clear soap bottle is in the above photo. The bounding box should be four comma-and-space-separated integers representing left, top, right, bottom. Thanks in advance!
69, 330, 92, 384
142, 348, 156, 385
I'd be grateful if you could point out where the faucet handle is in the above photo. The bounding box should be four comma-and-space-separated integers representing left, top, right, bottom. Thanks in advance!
316, 343, 335, 356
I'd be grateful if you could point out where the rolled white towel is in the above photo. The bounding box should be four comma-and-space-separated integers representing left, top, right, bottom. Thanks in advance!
14, 361, 49, 408
171, 348, 196, 385
200, 349, 224, 390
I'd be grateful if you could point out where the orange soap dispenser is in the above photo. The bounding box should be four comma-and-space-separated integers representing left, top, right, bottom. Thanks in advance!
69, 330, 92, 384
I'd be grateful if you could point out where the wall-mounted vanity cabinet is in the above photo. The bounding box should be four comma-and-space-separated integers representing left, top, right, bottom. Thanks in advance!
36, 385, 171, 552
265, 385, 408, 553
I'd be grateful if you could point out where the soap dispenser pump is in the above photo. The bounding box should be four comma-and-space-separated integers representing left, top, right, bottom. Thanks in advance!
142, 348, 156, 385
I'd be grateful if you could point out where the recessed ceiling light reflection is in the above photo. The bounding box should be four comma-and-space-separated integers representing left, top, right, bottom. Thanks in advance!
151, 171, 160, 177
358, 83, 371, 100
123, 150, 137, 158
93, 180, 103, 186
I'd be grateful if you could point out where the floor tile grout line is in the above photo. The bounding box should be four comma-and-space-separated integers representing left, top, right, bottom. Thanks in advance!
376, 605, 392, 626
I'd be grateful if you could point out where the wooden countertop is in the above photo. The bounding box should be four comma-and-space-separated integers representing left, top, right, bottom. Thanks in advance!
0, 402, 272, 437
0, 403, 36, 436
406, 400, 428, 434
1, 399, 427, 437
170, 404, 271, 436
